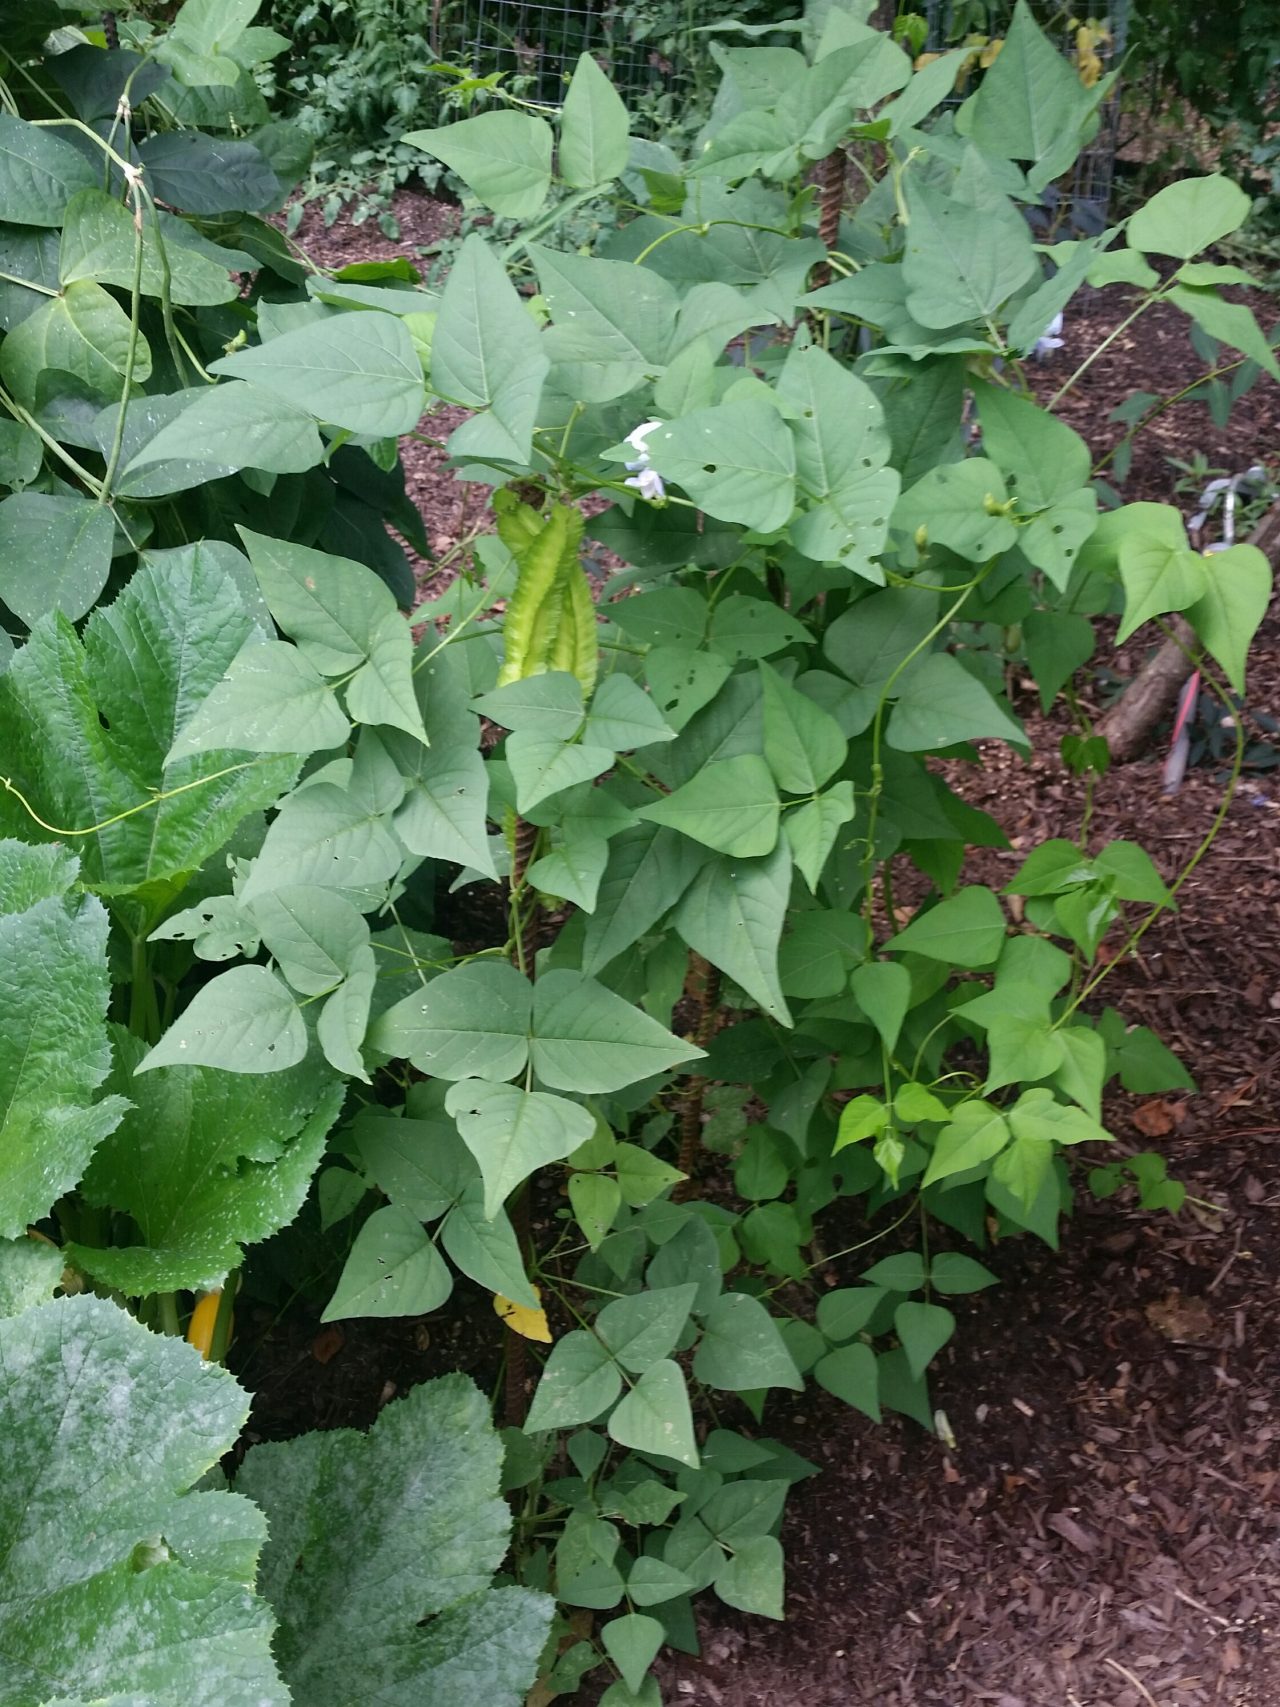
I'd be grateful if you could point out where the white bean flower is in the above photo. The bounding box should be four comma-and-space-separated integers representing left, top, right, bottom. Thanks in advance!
625, 465, 667, 501
623, 419, 667, 502
1033, 312, 1065, 360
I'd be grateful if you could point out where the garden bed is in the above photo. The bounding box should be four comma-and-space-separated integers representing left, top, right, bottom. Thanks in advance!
225, 188, 1280, 1706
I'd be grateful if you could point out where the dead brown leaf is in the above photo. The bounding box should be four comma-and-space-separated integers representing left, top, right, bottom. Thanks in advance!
310, 1324, 345, 1364
1144, 1290, 1216, 1343
1132, 1098, 1180, 1137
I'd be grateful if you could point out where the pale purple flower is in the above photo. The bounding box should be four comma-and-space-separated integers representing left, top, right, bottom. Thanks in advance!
623, 419, 666, 502
625, 465, 667, 501
1033, 312, 1065, 360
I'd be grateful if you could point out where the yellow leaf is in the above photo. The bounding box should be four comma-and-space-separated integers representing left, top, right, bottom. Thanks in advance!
1075, 26, 1103, 86
494, 1286, 552, 1342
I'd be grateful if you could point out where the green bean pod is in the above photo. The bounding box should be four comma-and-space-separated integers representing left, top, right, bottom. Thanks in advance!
494, 488, 544, 558
548, 561, 599, 698
497, 501, 585, 687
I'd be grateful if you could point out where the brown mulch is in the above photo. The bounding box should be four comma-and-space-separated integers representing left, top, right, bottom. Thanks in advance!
1033, 283, 1280, 505
284, 185, 458, 267
246, 187, 1280, 1707
653, 665, 1280, 1707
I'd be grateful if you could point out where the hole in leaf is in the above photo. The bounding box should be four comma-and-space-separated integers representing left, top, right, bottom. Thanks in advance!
703, 463, 717, 473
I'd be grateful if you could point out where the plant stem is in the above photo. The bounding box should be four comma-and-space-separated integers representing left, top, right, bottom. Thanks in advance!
1092, 352, 1249, 476
0, 385, 106, 495
0, 758, 265, 838
156, 1292, 182, 1336
503, 185, 608, 266
672, 955, 721, 1203
1048, 291, 1163, 410
143, 186, 213, 385
128, 934, 161, 1043
0, 267, 57, 296
769, 1198, 919, 1296
1055, 645, 1243, 1028
504, 814, 542, 1427
860, 567, 988, 924
411, 547, 516, 670
98, 182, 146, 507
630, 216, 794, 269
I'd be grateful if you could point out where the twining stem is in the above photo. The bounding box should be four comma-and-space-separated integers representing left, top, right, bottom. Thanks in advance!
1092, 352, 1249, 476
672, 955, 722, 1204
504, 814, 542, 1426
809, 146, 846, 294
860, 567, 988, 925
1048, 290, 1165, 411
98, 180, 146, 507
1053, 641, 1244, 1029
1, 759, 265, 837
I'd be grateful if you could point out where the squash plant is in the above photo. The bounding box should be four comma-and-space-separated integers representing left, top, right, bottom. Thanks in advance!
1, 1, 1275, 1701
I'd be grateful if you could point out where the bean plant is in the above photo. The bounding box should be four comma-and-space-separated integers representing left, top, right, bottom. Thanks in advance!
1, 1, 1275, 1702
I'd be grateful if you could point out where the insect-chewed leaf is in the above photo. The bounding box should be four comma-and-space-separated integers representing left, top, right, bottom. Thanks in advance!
493, 1286, 552, 1343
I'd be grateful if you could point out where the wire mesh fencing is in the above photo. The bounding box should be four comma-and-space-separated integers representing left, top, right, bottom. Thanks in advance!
435, 0, 678, 109
439, 0, 1128, 230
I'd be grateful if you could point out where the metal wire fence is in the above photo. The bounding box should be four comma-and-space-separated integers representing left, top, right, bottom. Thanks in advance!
440, 0, 1128, 228
435, 0, 686, 108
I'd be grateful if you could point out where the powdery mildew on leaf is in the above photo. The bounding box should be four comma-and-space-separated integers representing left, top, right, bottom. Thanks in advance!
0, 1293, 285, 1707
